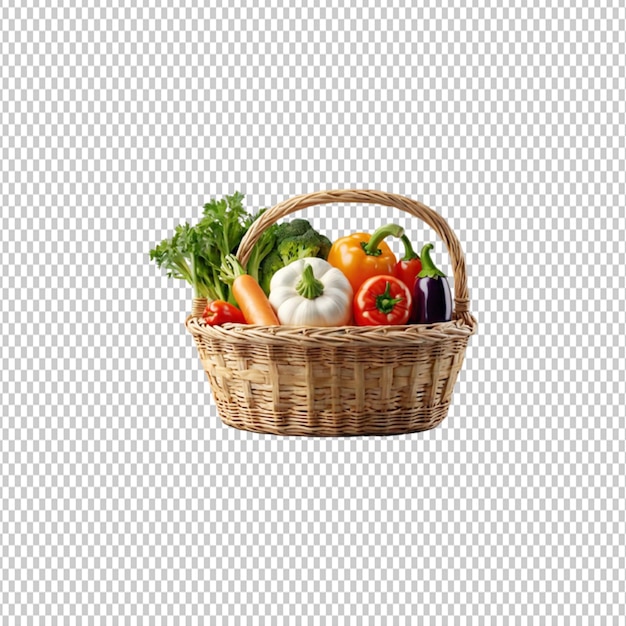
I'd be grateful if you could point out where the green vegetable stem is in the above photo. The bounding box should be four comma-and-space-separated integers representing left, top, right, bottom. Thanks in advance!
295, 264, 325, 299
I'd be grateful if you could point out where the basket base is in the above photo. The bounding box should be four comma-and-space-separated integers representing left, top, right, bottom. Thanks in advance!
214, 400, 451, 437
187, 314, 474, 437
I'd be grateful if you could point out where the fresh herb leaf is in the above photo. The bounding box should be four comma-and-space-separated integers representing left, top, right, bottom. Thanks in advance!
149, 192, 276, 303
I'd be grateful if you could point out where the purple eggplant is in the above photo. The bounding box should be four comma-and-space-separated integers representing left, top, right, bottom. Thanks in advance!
413, 243, 452, 324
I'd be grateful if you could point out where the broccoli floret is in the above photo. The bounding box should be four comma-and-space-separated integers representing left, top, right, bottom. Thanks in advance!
277, 228, 327, 264
274, 218, 314, 239
257, 219, 333, 294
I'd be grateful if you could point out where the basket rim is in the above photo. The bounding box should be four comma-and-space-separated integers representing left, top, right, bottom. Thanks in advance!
186, 314, 477, 348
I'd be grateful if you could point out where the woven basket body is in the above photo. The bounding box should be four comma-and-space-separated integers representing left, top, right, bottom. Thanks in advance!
186, 190, 477, 436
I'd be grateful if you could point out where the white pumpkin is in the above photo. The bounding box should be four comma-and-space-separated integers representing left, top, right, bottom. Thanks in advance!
268, 257, 353, 326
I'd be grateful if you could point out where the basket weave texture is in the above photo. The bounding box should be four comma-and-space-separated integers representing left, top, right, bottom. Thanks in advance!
186, 189, 477, 436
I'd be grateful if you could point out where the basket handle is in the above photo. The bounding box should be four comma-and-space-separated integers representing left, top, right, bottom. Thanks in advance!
237, 189, 473, 322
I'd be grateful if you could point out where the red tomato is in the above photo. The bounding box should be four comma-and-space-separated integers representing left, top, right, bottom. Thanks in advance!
353, 275, 412, 326
202, 300, 246, 325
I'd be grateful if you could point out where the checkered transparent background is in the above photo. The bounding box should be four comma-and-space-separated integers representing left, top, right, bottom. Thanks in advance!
2, 1, 625, 623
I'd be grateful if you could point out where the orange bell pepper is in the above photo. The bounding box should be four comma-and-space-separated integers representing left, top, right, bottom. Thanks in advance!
327, 224, 404, 293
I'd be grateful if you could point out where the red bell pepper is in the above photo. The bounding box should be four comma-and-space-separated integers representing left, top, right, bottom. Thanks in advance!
353, 275, 412, 326
393, 235, 422, 323
202, 300, 246, 325
393, 235, 422, 290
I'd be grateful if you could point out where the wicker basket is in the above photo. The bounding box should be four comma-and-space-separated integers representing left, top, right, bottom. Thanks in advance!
186, 189, 477, 436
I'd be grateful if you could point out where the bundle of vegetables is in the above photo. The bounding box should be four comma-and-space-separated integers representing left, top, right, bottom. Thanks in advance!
220, 224, 451, 328
327, 226, 452, 326
150, 193, 452, 328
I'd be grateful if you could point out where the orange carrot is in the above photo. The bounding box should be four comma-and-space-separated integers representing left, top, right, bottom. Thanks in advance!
232, 274, 280, 325
220, 255, 280, 325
